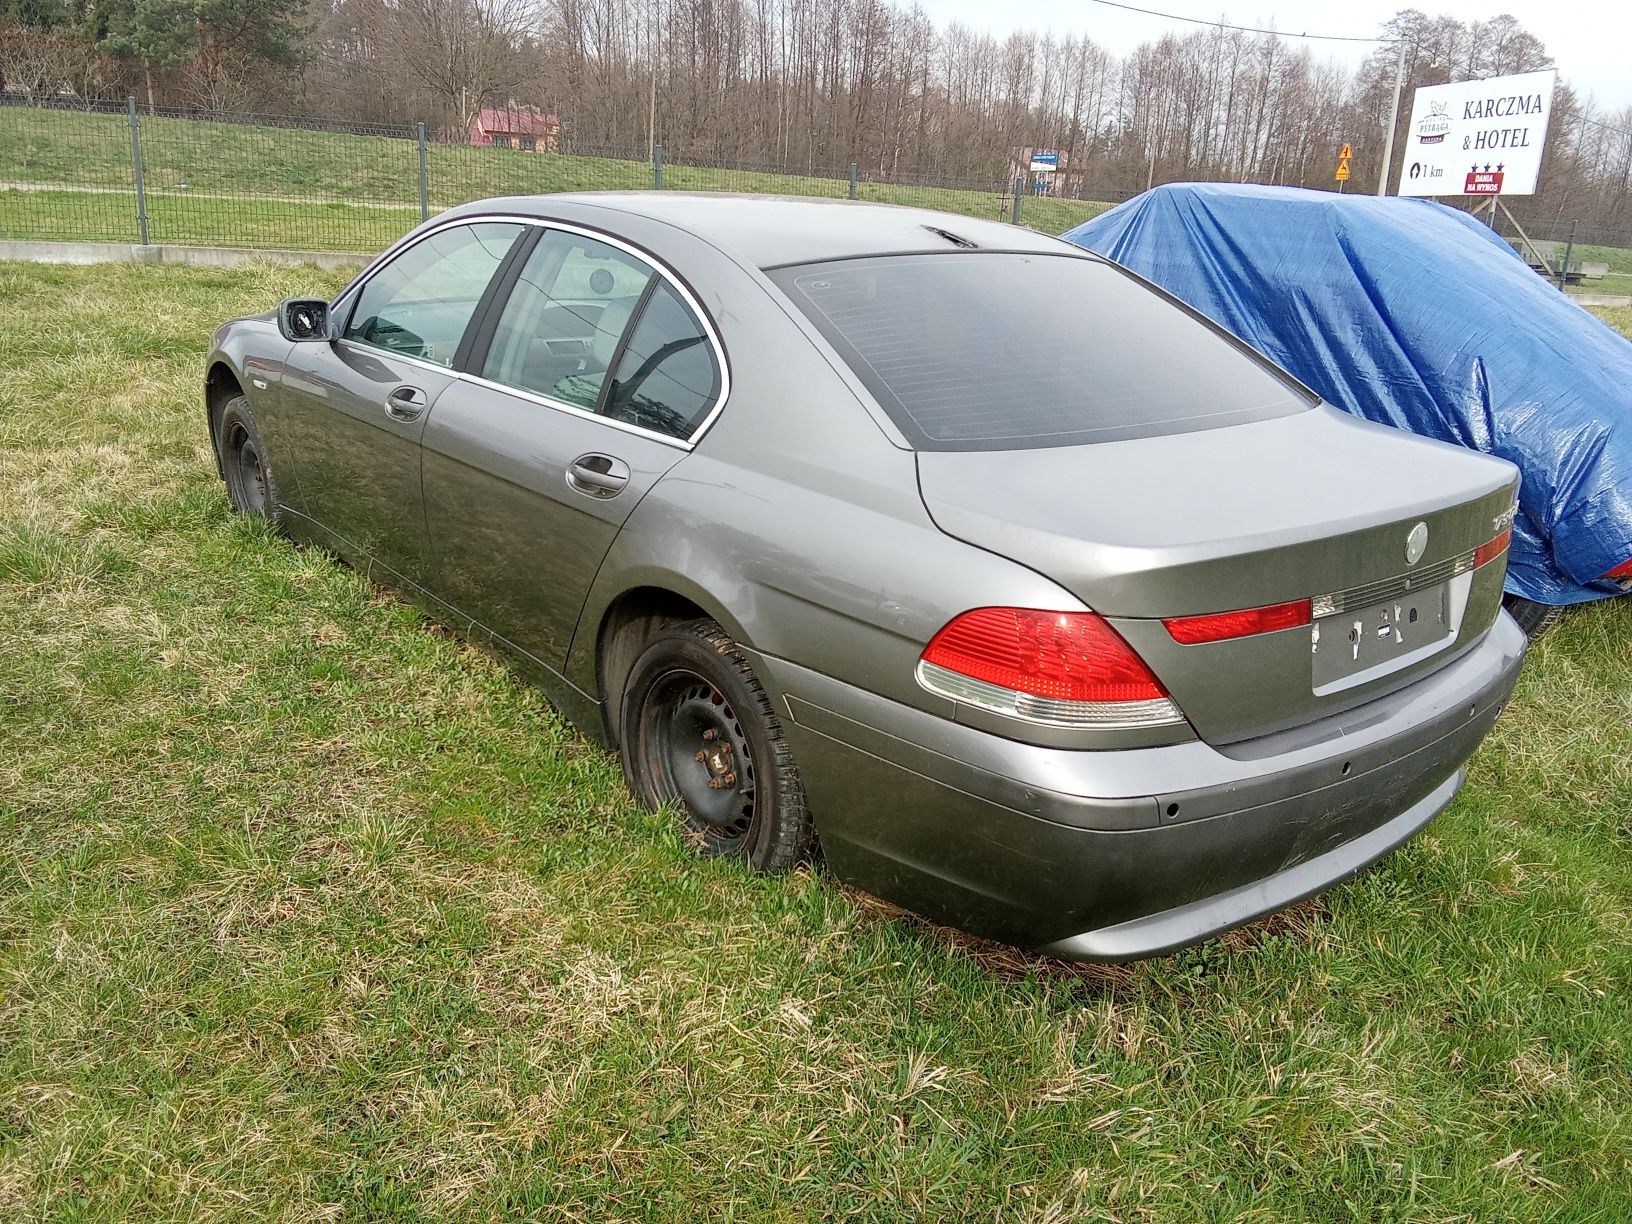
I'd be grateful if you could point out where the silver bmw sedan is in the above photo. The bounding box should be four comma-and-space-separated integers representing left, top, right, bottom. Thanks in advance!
204, 194, 1526, 960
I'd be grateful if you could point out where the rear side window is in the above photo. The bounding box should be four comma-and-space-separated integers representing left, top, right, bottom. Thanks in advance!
481, 229, 654, 411
770, 253, 1310, 449
603, 283, 720, 439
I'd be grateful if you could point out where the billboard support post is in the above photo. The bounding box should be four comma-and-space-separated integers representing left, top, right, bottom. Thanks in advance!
1498, 201, 1557, 281
1377, 40, 1406, 197
1559, 219, 1578, 290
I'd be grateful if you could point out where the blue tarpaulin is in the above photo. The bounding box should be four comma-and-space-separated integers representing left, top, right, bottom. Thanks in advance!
1062, 183, 1632, 604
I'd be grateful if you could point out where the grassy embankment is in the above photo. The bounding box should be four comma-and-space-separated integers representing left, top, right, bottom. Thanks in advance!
0, 106, 1110, 251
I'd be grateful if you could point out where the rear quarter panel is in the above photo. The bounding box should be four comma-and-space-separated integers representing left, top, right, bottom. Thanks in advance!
561, 230, 1100, 736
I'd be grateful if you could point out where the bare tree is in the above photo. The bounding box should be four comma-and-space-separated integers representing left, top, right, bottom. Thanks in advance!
386, 0, 540, 129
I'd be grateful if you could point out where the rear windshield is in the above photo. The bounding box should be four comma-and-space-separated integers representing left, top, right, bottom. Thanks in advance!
770, 252, 1311, 449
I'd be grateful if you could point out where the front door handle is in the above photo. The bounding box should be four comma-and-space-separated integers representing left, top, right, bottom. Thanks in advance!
385, 385, 427, 421
566, 453, 631, 498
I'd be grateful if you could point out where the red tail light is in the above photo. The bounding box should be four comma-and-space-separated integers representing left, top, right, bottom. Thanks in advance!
1163, 598, 1312, 645
917, 608, 1182, 728
922, 608, 1166, 701
1474, 528, 1511, 569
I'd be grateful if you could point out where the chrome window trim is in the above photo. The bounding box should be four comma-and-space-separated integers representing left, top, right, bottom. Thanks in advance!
329, 212, 731, 450
452, 370, 692, 450
331, 337, 462, 379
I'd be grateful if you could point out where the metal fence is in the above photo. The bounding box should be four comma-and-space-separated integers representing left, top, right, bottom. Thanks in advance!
1491, 213, 1632, 295
0, 96, 1123, 254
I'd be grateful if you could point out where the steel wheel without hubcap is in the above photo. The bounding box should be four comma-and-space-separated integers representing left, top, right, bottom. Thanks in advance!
224, 420, 269, 515
217, 395, 282, 525
619, 618, 813, 872
640, 668, 758, 848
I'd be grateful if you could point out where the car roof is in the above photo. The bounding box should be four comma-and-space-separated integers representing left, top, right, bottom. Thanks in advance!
454, 192, 1085, 269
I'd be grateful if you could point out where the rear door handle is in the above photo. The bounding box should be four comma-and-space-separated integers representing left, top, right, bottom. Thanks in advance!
385, 385, 427, 421
566, 453, 631, 498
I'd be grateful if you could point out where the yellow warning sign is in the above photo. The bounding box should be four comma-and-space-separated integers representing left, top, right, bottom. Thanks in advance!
1339, 143, 1353, 160
1335, 157, 1351, 182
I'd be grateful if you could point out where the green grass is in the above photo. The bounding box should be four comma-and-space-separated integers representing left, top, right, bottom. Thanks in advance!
1, 261, 1630, 1221
0, 106, 1110, 252
1521, 243, 1632, 297
0, 187, 421, 251
1593, 305, 1632, 335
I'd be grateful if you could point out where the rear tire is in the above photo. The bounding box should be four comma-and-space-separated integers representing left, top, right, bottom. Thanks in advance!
1503, 593, 1562, 641
216, 395, 283, 527
619, 618, 813, 872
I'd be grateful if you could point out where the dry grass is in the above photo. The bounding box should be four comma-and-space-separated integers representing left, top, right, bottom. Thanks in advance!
0, 261, 1629, 1221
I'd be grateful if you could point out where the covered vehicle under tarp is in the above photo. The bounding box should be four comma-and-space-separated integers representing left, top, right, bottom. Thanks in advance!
1062, 183, 1632, 605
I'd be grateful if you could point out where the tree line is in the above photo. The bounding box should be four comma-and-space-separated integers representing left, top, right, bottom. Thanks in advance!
2, 0, 1629, 226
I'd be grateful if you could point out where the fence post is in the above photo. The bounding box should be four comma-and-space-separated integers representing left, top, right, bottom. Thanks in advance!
1010, 175, 1022, 226
1558, 219, 1578, 291
653, 143, 663, 190
848, 162, 858, 200
126, 96, 149, 246
417, 123, 429, 222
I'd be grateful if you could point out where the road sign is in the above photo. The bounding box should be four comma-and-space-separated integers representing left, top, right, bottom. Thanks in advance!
1397, 69, 1554, 197
1335, 158, 1351, 183
1029, 151, 1059, 174
1339, 143, 1353, 160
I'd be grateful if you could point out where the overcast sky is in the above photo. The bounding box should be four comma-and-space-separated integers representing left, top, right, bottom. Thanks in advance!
913, 0, 1632, 111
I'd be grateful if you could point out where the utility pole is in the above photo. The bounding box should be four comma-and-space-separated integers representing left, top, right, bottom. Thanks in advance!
647, 4, 661, 161
1377, 39, 1407, 197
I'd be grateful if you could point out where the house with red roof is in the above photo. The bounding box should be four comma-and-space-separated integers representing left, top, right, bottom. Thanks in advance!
469, 106, 560, 153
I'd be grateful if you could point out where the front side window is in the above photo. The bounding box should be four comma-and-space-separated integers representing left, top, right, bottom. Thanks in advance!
344, 222, 522, 367
481, 230, 654, 411
603, 282, 720, 438
770, 252, 1311, 449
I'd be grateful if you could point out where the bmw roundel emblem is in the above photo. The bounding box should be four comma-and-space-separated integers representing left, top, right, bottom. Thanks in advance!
1405, 522, 1429, 565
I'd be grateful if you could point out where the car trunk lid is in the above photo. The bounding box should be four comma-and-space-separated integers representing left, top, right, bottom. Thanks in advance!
916, 406, 1519, 743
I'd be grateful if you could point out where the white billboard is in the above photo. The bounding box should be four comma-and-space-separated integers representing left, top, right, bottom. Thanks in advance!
1396, 69, 1555, 198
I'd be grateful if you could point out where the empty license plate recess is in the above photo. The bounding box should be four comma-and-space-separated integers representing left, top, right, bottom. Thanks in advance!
1311, 583, 1451, 690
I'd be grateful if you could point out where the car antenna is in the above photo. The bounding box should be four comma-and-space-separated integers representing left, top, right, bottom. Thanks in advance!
922, 225, 979, 249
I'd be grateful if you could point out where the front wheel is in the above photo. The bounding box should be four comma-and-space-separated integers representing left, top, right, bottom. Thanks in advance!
1502, 594, 1562, 641
619, 619, 813, 872
216, 394, 283, 525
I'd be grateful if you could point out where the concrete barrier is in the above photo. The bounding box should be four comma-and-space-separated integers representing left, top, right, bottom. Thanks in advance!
1570, 291, 1632, 308
0, 239, 363, 271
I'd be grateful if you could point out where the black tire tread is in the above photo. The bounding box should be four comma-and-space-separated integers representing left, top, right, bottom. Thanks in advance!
217, 394, 285, 529
621, 617, 814, 873
1502, 594, 1563, 641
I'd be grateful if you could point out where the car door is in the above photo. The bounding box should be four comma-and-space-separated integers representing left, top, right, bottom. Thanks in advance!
421, 224, 727, 673
276, 220, 526, 583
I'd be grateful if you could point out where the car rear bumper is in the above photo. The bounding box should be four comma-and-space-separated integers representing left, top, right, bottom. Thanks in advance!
758, 611, 1526, 959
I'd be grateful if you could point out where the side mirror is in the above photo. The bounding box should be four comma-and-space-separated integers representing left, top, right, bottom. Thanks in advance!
277, 297, 334, 342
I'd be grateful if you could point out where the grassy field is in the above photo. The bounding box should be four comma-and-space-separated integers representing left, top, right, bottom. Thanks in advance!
0, 106, 1109, 251
1, 260, 1630, 1221
1593, 305, 1632, 334
1546, 244, 1632, 298
1571, 248, 1632, 297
